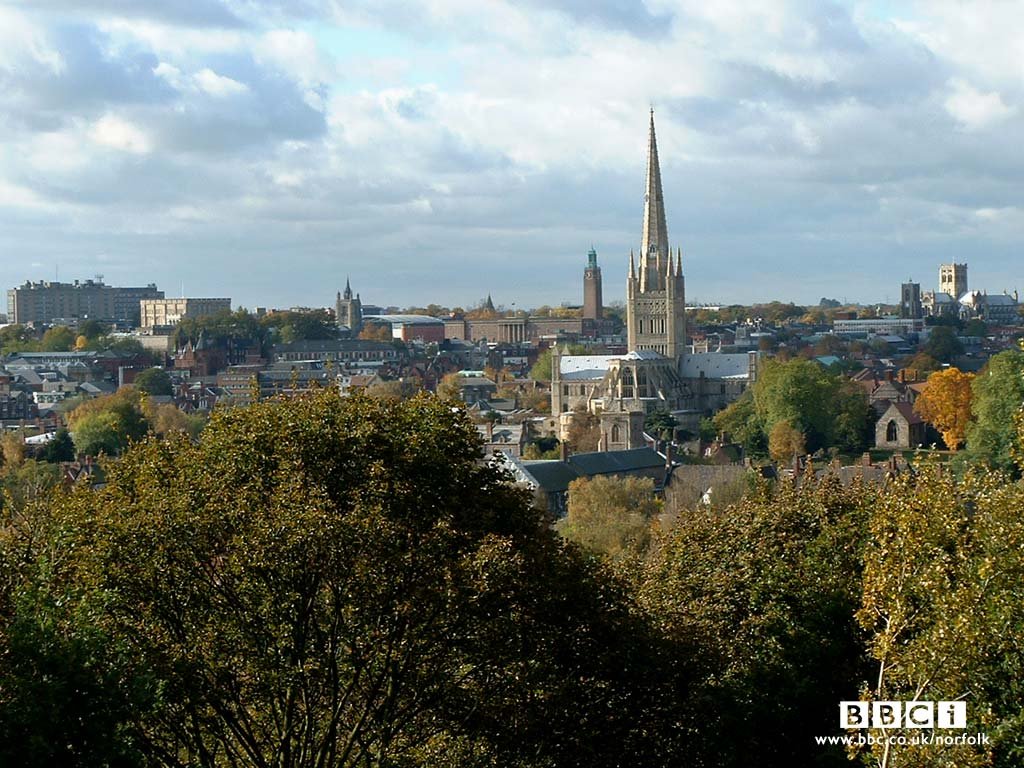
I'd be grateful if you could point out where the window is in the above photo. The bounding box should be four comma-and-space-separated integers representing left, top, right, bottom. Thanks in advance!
611, 423, 621, 443
886, 420, 898, 442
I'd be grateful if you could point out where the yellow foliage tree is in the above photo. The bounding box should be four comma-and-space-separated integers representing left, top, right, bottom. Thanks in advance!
913, 367, 974, 450
768, 420, 806, 463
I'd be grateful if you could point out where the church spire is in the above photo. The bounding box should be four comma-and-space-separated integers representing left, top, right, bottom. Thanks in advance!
343, 276, 352, 300
640, 109, 669, 278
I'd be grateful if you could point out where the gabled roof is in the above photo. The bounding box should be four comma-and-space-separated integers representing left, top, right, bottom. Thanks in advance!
519, 460, 581, 493
567, 447, 664, 476
559, 355, 616, 380
880, 400, 924, 425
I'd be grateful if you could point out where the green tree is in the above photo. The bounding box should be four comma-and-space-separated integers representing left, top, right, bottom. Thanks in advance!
0, 325, 39, 355
965, 348, 1024, 473
644, 411, 678, 441
39, 326, 75, 352
67, 390, 149, 457
3, 391, 692, 767
924, 325, 964, 364
529, 344, 585, 382
133, 367, 173, 396
639, 478, 872, 766
38, 429, 76, 463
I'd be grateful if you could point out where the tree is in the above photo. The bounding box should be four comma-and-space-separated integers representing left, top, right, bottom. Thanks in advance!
133, 367, 173, 397
964, 348, 1024, 473
358, 324, 392, 342
913, 367, 975, 450
566, 405, 600, 453
768, 420, 806, 463
645, 411, 678, 441
857, 468, 1024, 767
2, 390, 693, 767
40, 326, 75, 352
751, 358, 841, 452
436, 372, 463, 401
529, 344, 586, 382
712, 391, 765, 453
0, 325, 38, 355
0, 432, 25, 470
639, 478, 873, 766
903, 352, 941, 379
38, 429, 75, 463
66, 390, 150, 457
558, 475, 659, 561
924, 325, 964, 364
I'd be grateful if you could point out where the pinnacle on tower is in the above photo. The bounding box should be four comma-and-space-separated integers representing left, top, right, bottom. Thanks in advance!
676, 248, 682, 277
629, 249, 636, 279
343, 276, 353, 300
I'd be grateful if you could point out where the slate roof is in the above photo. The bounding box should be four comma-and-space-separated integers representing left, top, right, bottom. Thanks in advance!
559, 355, 616, 380
681, 352, 752, 379
519, 460, 581, 493
567, 447, 664, 476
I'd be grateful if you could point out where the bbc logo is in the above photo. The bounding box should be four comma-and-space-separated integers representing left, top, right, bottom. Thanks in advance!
840, 701, 967, 729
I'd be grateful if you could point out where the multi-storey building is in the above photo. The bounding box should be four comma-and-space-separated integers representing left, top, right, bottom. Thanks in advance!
140, 297, 231, 328
7, 279, 163, 326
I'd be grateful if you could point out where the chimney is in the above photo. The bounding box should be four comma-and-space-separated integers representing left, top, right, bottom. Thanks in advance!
665, 441, 674, 469
486, 422, 493, 440
559, 441, 569, 462
862, 452, 872, 467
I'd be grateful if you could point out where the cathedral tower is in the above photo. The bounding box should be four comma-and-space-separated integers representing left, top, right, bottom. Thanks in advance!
626, 110, 686, 360
336, 277, 362, 334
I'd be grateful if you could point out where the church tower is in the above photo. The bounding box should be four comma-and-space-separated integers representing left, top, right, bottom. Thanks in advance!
583, 247, 603, 320
626, 110, 686, 360
336, 277, 362, 334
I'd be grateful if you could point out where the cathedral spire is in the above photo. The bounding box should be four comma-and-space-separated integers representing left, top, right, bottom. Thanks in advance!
640, 109, 669, 276
343, 276, 352, 300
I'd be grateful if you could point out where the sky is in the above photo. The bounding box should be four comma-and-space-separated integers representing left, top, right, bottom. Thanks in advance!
0, 0, 1021, 311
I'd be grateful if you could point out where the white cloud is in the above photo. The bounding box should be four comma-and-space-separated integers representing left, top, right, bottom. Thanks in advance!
0, 7, 64, 73
944, 78, 1014, 130
194, 67, 249, 96
89, 114, 152, 153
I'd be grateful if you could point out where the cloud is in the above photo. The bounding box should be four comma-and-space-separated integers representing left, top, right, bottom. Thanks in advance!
194, 67, 249, 96
1, 0, 1023, 309
89, 113, 152, 153
14, 0, 245, 28
944, 78, 1014, 130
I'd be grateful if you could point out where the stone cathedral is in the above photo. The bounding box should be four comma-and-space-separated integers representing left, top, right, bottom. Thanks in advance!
552, 111, 758, 451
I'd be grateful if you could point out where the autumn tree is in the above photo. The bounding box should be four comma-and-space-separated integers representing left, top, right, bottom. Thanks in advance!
768, 420, 806, 463
913, 367, 974, 450
559, 475, 660, 561
566, 405, 600, 453
856, 467, 1024, 767
358, 323, 392, 342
